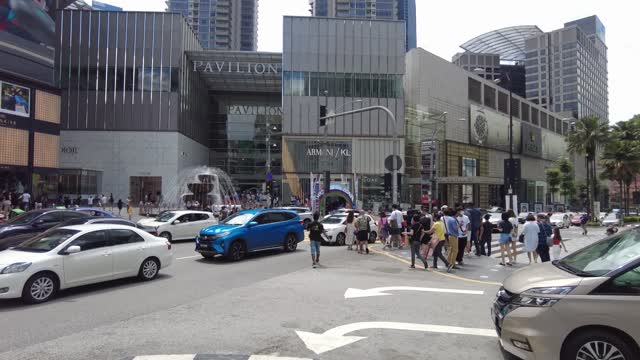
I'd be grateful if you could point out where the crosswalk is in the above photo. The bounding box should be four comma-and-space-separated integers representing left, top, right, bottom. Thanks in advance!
124, 355, 311, 360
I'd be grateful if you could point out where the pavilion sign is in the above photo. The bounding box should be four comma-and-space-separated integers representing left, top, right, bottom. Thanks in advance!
193, 61, 280, 75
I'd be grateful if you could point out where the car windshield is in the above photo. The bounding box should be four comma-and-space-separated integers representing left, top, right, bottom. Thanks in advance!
5, 211, 43, 225
490, 213, 502, 220
321, 216, 346, 224
155, 212, 176, 222
221, 213, 254, 225
550, 214, 564, 220
604, 213, 618, 220
557, 229, 640, 276
14, 229, 80, 253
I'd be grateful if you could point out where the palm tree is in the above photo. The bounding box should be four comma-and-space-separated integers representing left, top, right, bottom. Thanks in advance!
566, 116, 609, 217
545, 168, 561, 205
601, 130, 640, 214
556, 158, 575, 206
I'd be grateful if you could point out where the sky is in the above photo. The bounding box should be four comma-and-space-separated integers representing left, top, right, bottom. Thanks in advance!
100, 0, 638, 123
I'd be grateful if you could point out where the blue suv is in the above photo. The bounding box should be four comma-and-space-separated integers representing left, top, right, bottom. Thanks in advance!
195, 209, 305, 261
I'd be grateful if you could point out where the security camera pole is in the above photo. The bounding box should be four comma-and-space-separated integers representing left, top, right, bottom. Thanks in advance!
320, 105, 399, 205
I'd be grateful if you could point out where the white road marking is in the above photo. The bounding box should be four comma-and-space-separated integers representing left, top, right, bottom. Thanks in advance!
344, 286, 484, 299
133, 355, 195, 360
176, 255, 200, 260
248, 356, 312, 360
479, 275, 489, 279
296, 321, 497, 355
490, 269, 499, 272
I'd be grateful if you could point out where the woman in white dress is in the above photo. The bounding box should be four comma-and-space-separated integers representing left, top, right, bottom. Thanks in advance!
345, 211, 356, 250
507, 210, 519, 263
522, 214, 540, 264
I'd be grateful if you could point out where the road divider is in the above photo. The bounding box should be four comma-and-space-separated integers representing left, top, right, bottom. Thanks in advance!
344, 286, 484, 299
296, 321, 497, 355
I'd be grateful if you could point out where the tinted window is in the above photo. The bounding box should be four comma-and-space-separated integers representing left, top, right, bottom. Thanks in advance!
596, 265, 640, 295
268, 213, 288, 223
177, 214, 192, 222
69, 231, 109, 251
64, 212, 88, 220
254, 214, 270, 225
193, 213, 210, 221
109, 229, 145, 245
39, 212, 62, 223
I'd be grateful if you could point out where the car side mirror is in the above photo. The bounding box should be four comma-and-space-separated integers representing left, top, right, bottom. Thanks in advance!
248, 221, 258, 227
173, 220, 181, 225
66, 245, 81, 254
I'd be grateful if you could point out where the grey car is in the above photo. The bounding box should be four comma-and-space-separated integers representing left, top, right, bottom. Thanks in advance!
493, 226, 640, 360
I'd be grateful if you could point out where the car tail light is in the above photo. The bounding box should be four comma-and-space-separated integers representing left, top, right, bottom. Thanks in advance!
166, 241, 172, 251
299, 219, 305, 225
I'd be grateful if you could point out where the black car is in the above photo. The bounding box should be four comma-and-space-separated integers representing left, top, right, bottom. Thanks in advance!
54, 216, 150, 231
0, 209, 90, 250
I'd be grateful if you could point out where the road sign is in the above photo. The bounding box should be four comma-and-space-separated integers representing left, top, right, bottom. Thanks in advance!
384, 155, 402, 171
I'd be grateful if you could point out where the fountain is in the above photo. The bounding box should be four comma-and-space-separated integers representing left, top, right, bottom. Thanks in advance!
164, 166, 237, 210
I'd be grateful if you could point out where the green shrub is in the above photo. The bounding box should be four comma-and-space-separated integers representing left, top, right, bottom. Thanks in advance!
624, 216, 640, 223
587, 221, 601, 227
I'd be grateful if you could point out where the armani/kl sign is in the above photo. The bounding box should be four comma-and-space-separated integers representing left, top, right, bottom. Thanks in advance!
193, 61, 280, 75
306, 147, 352, 158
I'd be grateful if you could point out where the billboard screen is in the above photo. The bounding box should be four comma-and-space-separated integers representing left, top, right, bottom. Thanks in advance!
521, 122, 543, 158
0, 0, 56, 46
469, 104, 521, 153
1, 80, 31, 117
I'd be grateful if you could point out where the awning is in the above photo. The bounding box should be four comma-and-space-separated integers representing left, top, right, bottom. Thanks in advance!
437, 176, 503, 185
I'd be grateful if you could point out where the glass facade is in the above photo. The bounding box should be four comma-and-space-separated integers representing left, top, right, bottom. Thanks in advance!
283, 71, 403, 99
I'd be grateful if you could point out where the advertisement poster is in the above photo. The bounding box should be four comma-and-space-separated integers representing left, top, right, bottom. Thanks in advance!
0, 81, 30, 117
0, 0, 56, 47
469, 104, 521, 153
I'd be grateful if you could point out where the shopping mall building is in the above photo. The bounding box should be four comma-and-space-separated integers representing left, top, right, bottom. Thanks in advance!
53, 9, 578, 210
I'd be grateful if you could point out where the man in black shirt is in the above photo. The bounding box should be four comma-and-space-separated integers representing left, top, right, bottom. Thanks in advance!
308, 212, 325, 268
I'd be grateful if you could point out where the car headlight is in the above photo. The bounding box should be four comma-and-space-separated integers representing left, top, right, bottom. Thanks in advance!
216, 231, 231, 239
1, 262, 32, 274
512, 286, 575, 307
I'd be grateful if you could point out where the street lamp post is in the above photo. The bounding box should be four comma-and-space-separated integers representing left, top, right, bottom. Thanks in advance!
495, 73, 515, 211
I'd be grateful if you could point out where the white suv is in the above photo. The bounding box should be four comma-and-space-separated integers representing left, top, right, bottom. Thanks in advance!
277, 207, 313, 227
138, 210, 217, 242
320, 213, 379, 245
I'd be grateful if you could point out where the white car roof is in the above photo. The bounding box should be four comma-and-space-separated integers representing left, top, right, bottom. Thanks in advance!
166, 210, 211, 215
60, 223, 142, 231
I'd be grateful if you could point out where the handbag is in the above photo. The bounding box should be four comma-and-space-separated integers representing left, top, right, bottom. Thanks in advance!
546, 236, 554, 247
518, 234, 525, 243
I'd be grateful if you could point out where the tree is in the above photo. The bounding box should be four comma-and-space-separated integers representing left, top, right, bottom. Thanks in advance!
545, 168, 561, 205
565, 116, 609, 217
556, 158, 575, 206
600, 125, 640, 215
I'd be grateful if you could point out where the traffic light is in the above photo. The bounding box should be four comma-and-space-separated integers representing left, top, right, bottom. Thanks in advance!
266, 181, 272, 193
319, 105, 327, 127
324, 171, 331, 193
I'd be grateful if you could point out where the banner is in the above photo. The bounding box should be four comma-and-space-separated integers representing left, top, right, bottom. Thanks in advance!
469, 104, 521, 153
0, 81, 31, 118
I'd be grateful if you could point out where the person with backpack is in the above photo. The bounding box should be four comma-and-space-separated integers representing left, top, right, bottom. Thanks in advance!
308, 212, 326, 268
408, 214, 429, 269
388, 204, 403, 249
355, 210, 370, 254
497, 212, 514, 266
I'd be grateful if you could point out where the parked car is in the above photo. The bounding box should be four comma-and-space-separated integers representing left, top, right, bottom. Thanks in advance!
548, 213, 571, 229
488, 212, 503, 232
570, 213, 585, 226
517, 212, 533, 224
320, 213, 379, 245
276, 207, 313, 227
602, 212, 621, 227
73, 208, 115, 217
137, 210, 217, 242
492, 226, 640, 360
0, 209, 90, 251
195, 209, 304, 261
0, 224, 173, 304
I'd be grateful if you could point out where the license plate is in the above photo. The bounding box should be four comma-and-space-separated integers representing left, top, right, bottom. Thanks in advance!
199, 243, 208, 249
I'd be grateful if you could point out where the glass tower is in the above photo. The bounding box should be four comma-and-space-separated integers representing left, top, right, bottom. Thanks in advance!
309, 0, 416, 51
167, 0, 258, 51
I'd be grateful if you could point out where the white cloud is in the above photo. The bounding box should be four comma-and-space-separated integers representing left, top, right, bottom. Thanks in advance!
89, 0, 640, 122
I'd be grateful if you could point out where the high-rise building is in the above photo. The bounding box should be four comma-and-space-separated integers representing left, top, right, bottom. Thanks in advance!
525, 16, 608, 122
167, 0, 258, 51
309, 0, 416, 51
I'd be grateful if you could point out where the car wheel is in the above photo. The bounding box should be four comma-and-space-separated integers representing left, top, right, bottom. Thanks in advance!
284, 233, 298, 252
138, 257, 160, 281
159, 232, 172, 242
369, 231, 377, 244
336, 232, 346, 246
561, 329, 637, 360
228, 240, 246, 261
22, 272, 58, 304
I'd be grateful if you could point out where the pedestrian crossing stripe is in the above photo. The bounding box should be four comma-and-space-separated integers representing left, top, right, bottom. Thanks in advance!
124, 355, 312, 360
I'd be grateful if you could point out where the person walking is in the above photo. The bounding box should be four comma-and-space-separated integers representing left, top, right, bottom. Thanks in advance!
497, 212, 514, 266
127, 198, 134, 221
551, 227, 568, 260
19, 191, 30, 211
345, 211, 356, 250
522, 214, 540, 264
443, 208, 460, 272
426, 213, 450, 271
355, 210, 370, 254
478, 213, 493, 256
467, 203, 482, 256
408, 214, 429, 269
537, 214, 553, 263
117, 199, 123, 216
507, 210, 519, 263
388, 204, 403, 249
379, 211, 390, 247
580, 212, 589, 235
307, 212, 325, 268
456, 208, 470, 265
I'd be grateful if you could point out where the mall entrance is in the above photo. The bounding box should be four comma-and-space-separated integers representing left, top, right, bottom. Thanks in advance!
129, 176, 162, 204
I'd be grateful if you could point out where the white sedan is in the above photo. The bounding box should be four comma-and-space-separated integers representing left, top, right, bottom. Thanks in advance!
0, 224, 173, 304
320, 213, 379, 245
548, 213, 571, 228
138, 210, 217, 242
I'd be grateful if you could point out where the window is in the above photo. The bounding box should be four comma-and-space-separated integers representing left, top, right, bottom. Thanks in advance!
510, 97, 520, 118
177, 214, 192, 223
468, 78, 482, 103
483, 85, 496, 109
267, 212, 288, 223
462, 185, 474, 205
254, 214, 270, 225
461, 158, 477, 177
69, 231, 109, 251
521, 103, 530, 122
531, 108, 539, 125
599, 266, 640, 294
39, 213, 62, 223
110, 229, 145, 245
498, 92, 509, 114
193, 214, 210, 221
63, 212, 87, 220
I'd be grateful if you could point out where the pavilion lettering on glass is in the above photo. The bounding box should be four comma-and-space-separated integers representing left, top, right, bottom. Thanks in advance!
193, 61, 280, 75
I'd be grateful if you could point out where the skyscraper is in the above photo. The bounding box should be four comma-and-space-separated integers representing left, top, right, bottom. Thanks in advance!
167, 0, 258, 51
525, 16, 608, 122
309, 0, 416, 51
